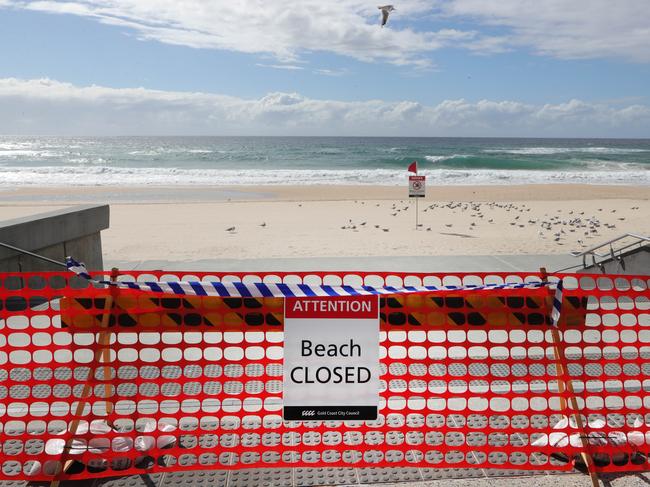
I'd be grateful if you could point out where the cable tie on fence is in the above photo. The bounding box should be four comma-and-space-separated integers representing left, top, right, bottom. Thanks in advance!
65, 256, 561, 299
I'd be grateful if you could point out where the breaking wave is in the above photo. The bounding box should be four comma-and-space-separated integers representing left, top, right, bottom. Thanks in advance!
483, 147, 650, 155
0, 165, 647, 187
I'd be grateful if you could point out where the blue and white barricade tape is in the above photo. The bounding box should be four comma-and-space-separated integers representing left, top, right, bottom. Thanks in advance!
66, 257, 562, 299
550, 279, 564, 328
66, 258, 93, 281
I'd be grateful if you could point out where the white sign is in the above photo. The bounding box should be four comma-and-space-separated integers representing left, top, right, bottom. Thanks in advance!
283, 295, 380, 421
409, 175, 426, 197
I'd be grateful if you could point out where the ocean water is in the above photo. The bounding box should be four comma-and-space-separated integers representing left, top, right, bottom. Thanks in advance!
0, 136, 648, 186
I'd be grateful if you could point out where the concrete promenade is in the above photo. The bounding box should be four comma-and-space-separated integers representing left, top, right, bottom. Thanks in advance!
104, 254, 579, 273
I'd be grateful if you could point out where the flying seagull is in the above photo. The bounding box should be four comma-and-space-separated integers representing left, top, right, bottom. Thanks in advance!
378, 5, 395, 27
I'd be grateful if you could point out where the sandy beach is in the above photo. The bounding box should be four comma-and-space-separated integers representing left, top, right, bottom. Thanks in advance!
0, 184, 647, 263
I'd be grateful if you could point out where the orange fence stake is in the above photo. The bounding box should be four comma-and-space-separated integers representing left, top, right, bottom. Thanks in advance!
541, 267, 599, 487
50, 268, 119, 487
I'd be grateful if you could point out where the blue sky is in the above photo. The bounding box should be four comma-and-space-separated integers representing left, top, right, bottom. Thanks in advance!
0, 0, 649, 136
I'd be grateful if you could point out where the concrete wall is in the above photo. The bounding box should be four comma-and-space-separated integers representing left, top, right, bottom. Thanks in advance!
0, 204, 109, 272
580, 245, 650, 275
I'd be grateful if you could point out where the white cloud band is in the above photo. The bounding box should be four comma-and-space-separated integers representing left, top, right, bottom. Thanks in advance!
1, 78, 648, 137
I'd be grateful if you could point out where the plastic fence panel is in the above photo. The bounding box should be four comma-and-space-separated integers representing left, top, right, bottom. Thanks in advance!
0, 271, 648, 480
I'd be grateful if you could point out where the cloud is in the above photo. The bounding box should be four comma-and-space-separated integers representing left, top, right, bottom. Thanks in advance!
439, 0, 650, 62
313, 68, 347, 76
6, 0, 466, 67
3, 1, 647, 65
256, 64, 304, 71
2, 0, 647, 66
1, 78, 648, 137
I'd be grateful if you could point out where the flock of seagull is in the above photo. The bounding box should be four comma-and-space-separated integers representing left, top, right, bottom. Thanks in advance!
334, 200, 639, 249
221, 199, 639, 252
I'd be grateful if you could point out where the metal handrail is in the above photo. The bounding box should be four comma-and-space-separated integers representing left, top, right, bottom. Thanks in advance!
0, 240, 68, 268
570, 233, 650, 268
570, 233, 650, 258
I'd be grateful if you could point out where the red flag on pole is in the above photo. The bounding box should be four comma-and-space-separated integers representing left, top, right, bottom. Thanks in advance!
407, 161, 418, 174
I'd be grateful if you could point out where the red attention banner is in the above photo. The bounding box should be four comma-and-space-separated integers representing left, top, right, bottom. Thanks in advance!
285, 295, 379, 319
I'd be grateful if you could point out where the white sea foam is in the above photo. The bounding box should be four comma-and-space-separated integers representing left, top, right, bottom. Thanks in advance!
67, 157, 107, 164
0, 149, 59, 158
0, 165, 647, 187
425, 156, 447, 163
484, 147, 650, 155
425, 154, 468, 163
128, 147, 215, 155
0, 142, 39, 150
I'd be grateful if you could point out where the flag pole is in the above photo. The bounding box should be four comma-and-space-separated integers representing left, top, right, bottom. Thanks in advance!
407, 161, 419, 231
415, 164, 418, 230
415, 196, 418, 230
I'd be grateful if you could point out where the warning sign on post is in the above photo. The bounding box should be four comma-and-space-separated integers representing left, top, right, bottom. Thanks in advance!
409, 175, 426, 197
283, 295, 380, 421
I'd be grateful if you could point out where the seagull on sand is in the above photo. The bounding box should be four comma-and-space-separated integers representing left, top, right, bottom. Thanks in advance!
378, 5, 395, 27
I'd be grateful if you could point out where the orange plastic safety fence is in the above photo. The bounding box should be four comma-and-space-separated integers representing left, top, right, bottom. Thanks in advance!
0, 270, 649, 481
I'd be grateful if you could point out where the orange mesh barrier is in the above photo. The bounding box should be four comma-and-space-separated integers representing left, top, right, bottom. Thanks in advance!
0, 270, 648, 481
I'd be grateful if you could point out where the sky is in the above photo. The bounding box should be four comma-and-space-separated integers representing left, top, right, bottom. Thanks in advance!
0, 0, 649, 137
